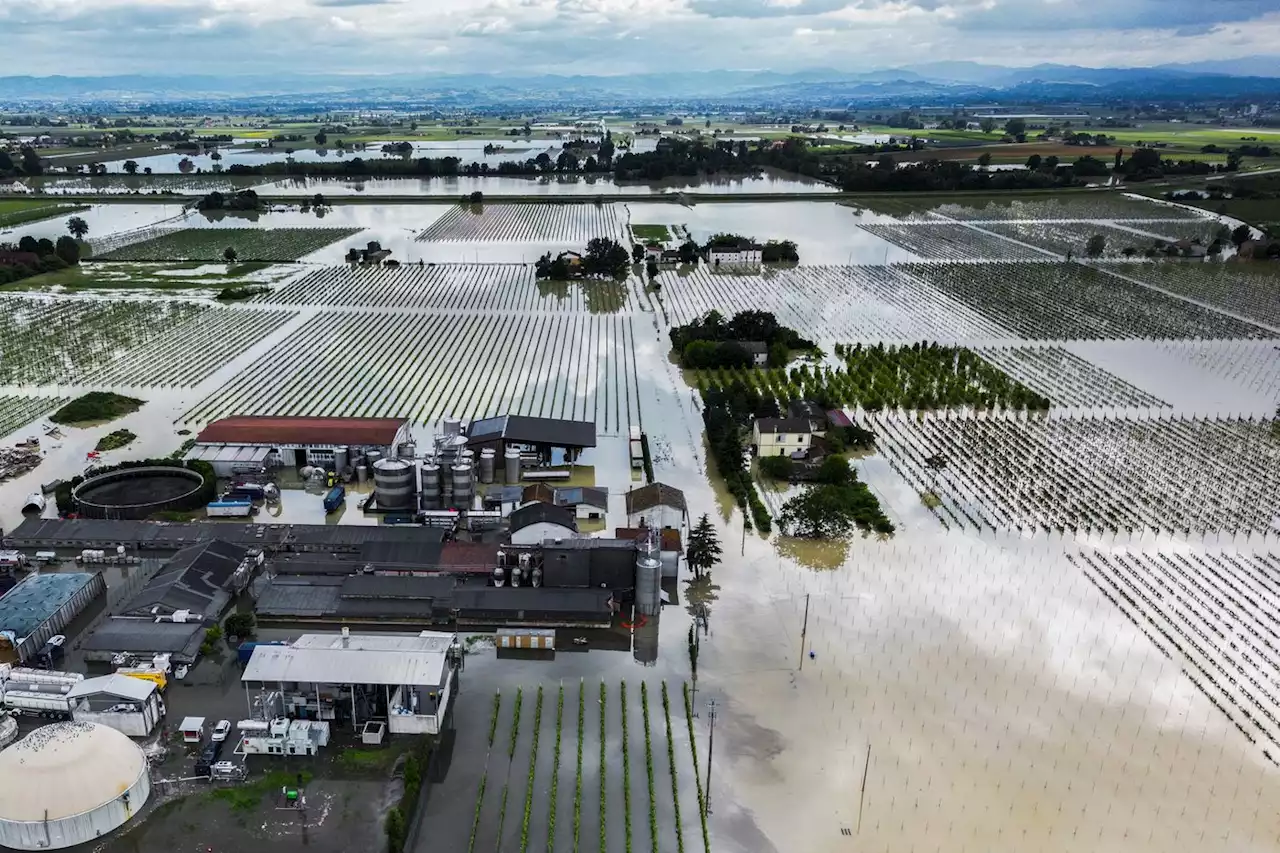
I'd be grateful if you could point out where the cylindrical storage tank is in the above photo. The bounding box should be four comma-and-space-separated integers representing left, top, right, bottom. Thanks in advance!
420, 464, 441, 500
504, 447, 521, 483
366, 450, 383, 467
451, 463, 474, 509
0, 721, 151, 850
399, 442, 417, 460
635, 554, 662, 616
633, 611, 659, 665
479, 449, 496, 484
356, 465, 369, 485
372, 458, 416, 512
333, 447, 350, 475
444, 417, 462, 438
461, 449, 475, 465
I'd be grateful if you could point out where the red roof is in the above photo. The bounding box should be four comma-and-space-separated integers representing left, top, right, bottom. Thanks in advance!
438, 542, 500, 573
615, 527, 683, 553
195, 416, 406, 446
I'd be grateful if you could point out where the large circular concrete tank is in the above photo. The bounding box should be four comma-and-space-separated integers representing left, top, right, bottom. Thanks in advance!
0, 721, 151, 850
479, 449, 496, 484
373, 458, 416, 512
504, 447, 521, 483
452, 463, 474, 509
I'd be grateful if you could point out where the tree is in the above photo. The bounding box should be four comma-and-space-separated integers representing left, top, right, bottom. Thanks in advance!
685, 514, 722, 580
223, 247, 238, 263
210, 150, 222, 162
313, 193, 327, 208
632, 243, 645, 263
66, 216, 89, 240
224, 611, 256, 639
767, 341, 789, 368
978, 152, 992, 168
1003, 118, 1026, 138
1231, 224, 1253, 247
54, 236, 80, 265
758, 454, 792, 481
122, 159, 139, 175
20, 146, 43, 175
645, 258, 659, 279
583, 237, 630, 278
1085, 234, 1106, 257
0, 150, 13, 173
18, 236, 39, 254
35, 238, 55, 257
1025, 154, 1042, 171
677, 240, 699, 264
314, 131, 328, 146
979, 118, 997, 134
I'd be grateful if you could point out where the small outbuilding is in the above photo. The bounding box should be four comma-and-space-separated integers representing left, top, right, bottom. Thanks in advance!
509, 502, 577, 546
554, 486, 609, 521
623, 483, 687, 530
68, 674, 162, 738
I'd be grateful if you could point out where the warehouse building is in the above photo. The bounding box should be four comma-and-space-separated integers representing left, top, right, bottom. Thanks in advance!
119, 539, 256, 621
190, 415, 412, 474
0, 721, 151, 850
79, 618, 207, 666
0, 572, 106, 663
466, 414, 596, 461
68, 674, 162, 738
241, 630, 459, 735
509, 502, 578, 546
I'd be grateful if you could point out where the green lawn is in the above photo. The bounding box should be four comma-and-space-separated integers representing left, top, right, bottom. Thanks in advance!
0, 200, 88, 228
631, 224, 672, 242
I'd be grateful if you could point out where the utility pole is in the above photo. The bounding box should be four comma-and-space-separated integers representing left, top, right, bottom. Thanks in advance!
705, 699, 718, 815
798, 593, 810, 670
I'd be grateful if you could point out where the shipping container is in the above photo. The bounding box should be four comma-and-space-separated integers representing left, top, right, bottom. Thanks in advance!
207, 500, 253, 518
323, 485, 346, 513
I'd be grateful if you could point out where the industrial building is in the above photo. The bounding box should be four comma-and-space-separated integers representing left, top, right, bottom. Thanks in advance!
241, 631, 459, 735
615, 527, 682, 578
466, 414, 597, 459
67, 674, 162, 738
119, 539, 256, 621
0, 721, 151, 850
79, 618, 208, 666
189, 415, 412, 476
0, 572, 106, 663
509, 502, 578, 546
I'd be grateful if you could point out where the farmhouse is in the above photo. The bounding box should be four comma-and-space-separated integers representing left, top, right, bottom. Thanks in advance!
189, 415, 411, 474
736, 341, 769, 366
554, 486, 609, 520
706, 239, 763, 266
624, 482, 687, 530
753, 417, 812, 457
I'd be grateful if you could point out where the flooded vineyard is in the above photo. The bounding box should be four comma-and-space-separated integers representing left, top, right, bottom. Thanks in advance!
416, 202, 627, 242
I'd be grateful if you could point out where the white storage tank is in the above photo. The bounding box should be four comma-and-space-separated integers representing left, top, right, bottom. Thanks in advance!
479, 449, 496, 484
504, 447, 521, 483
0, 721, 151, 850
373, 458, 416, 512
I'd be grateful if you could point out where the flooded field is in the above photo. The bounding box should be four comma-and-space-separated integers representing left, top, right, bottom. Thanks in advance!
0, 188, 1278, 853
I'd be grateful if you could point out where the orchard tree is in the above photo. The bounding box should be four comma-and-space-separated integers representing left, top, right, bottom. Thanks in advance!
223, 246, 238, 264
1085, 234, 1107, 258
122, 159, 139, 175
66, 216, 89, 240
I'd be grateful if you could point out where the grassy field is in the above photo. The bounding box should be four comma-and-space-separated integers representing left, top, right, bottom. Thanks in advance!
630, 224, 672, 241
3, 261, 287, 292
94, 228, 360, 262
0, 199, 88, 228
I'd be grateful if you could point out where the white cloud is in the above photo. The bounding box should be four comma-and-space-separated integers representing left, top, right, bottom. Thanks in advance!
329, 14, 357, 29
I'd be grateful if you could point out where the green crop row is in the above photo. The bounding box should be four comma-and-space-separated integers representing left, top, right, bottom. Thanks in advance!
683, 682, 711, 853
519, 686, 544, 853
640, 682, 659, 853
549, 684, 564, 853
662, 682, 686, 853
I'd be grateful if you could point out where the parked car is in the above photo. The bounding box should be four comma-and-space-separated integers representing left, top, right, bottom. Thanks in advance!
211, 720, 232, 742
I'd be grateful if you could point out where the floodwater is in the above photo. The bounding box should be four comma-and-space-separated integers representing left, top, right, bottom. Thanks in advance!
2, 190, 1279, 853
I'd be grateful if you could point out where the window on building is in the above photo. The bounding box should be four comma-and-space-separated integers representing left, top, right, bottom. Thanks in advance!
778, 434, 787, 442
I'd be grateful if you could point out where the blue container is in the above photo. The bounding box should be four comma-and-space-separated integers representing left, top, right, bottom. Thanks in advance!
323, 485, 346, 513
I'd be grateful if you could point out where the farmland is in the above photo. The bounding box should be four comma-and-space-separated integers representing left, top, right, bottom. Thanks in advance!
856, 193, 1211, 222
416, 203, 626, 242
92, 227, 362, 261
180, 308, 642, 432
0, 396, 66, 441
972, 345, 1170, 409
0, 199, 88, 228
257, 263, 635, 312
857, 223, 1054, 260
872, 411, 1280, 535
1106, 261, 1280, 329
982, 220, 1223, 257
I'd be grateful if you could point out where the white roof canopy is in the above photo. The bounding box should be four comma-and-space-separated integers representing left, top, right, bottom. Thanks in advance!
243, 633, 452, 687
66, 673, 156, 702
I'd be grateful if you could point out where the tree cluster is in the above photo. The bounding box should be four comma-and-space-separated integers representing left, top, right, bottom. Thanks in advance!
534, 237, 630, 280
778, 457, 894, 538
701, 387, 772, 532
0, 146, 44, 177
195, 189, 263, 211
0, 232, 82, 284
670, 309, 815, 368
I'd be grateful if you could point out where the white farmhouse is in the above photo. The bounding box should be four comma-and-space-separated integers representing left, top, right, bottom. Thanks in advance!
706, 239, 763, 266
753, 417, 812, 457
624, 483, 687, 530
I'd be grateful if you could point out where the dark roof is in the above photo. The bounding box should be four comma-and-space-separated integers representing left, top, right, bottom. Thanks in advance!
755, 417, 813, 434
360, 538, 445, 567
826, 409, 853, 428
341, 574, 454, 602
80, 618, 206, 662
615, 528, 683, 552
451, 586, 614, 616
735, 341, 768, 355
466, 415, 596, 449
543, 538, 636, 551
554, 487, 608, 509
196, 416, 406, 446
123, 539, 244, 618
624, 483, 687, 515
0, 572, 101, 639
521, 483, 556, 505
510, 501, 577, 533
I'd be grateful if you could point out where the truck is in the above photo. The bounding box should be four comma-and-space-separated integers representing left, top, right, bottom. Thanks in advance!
323, 485, 346, 513
207, 499, 253, 518
2, 690, 71, 719
629, 425, 645, 470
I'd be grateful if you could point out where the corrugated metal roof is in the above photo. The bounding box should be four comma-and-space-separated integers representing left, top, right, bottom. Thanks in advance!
0, 572, 101, 639
123, 539, 244, 618
624, 483, 687, 514
242, 641, 448, 687
466, 415, 596, 448
291, 631, 454, 653
510, 501, 576, 532
196, 416, 406, 446
80, 618, 206, 659
67, 673, 156, 702
615, 528, 683, 552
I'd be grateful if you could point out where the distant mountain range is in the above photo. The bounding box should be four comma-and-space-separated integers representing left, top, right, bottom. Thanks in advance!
1, 59, 1277, 104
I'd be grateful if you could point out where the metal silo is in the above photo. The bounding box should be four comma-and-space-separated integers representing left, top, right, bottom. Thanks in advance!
635, 528, 662, 616
399, 441, 417, 460
633, 611, 659, 665
504, 447, 521, 483
479, 449, 496, 484
443, 417, 462, 438
420, 464, 441, 503
333, 447, 349, 476
451, 463, 474, 509
373, 458, 416, 512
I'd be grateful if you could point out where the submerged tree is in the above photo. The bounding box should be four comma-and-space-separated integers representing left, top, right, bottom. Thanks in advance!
686, 514, 723, 581
66, 216, 89, 240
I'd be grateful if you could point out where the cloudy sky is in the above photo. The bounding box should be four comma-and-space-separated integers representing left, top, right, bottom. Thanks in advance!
3, 0, 1279, 76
